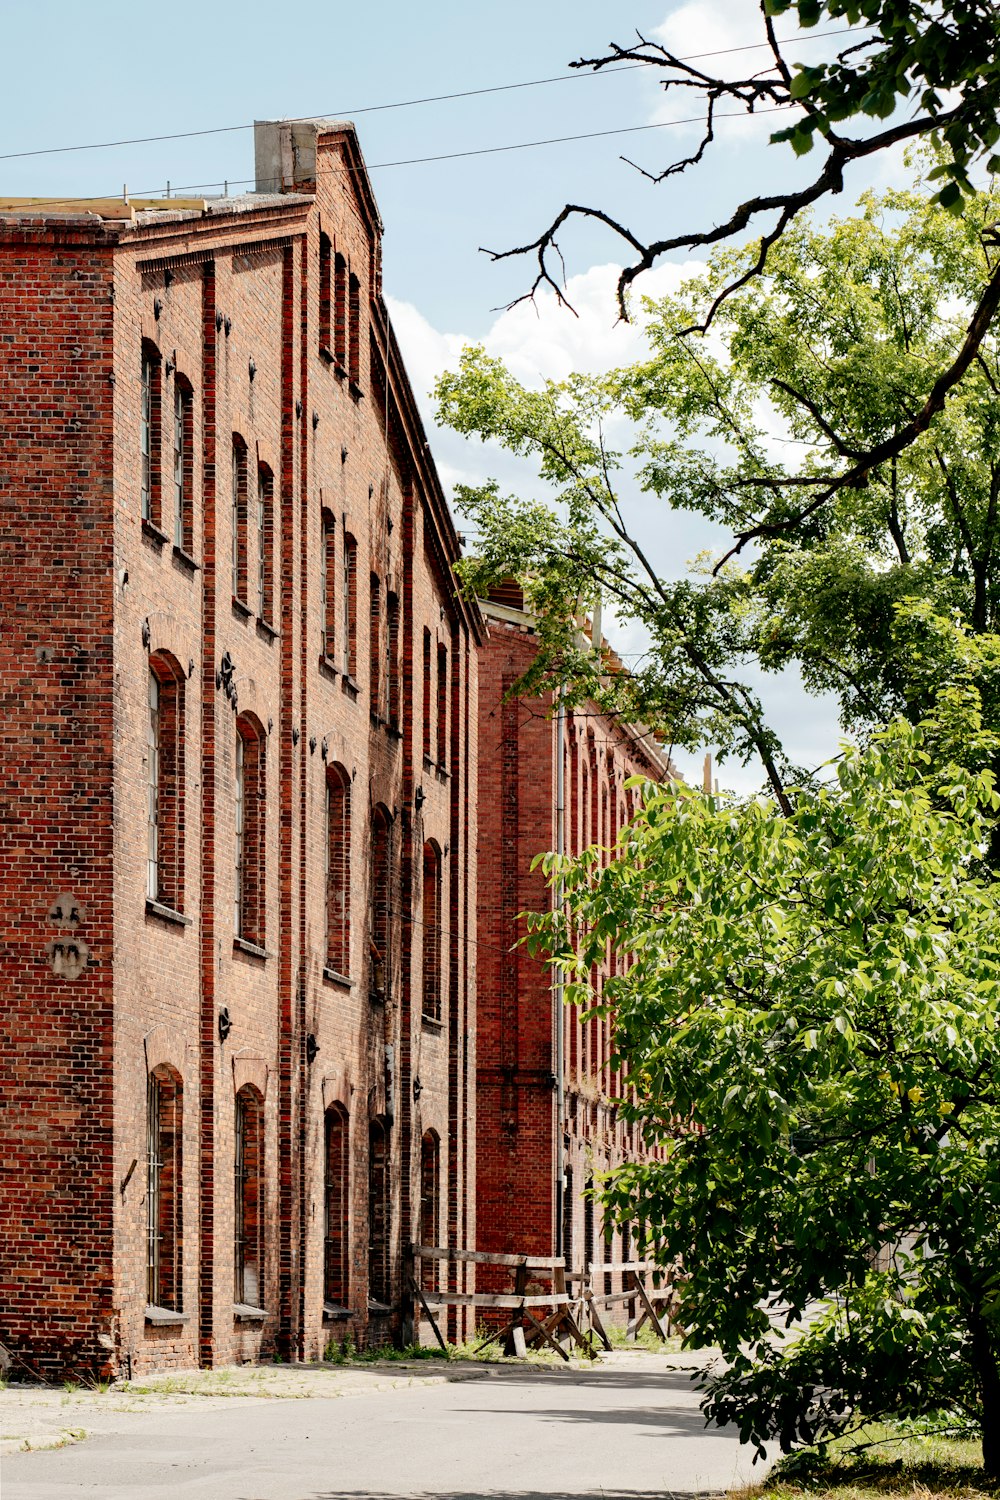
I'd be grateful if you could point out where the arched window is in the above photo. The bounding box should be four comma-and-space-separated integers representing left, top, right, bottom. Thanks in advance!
141, 342, 161, 526
422, 842, 441, 1022
436, 643, 448, 770
422, 629, 432, 762
341, 534, 357, 679
321, 507, 336, 662
333, 252, 347, 371
420, 1130, 440, 1250
231, 435, 248, 604
386, 591, 400, 731
368, 1116, 390, 1305
325, 764, 351, 976
256, 463, 274, 623
369, 806, 391, 1000
147, 1065, 182, 1311
324, 1104, 350, 1308
348, 271, 361, 387
235, 714, 266, 946
234, 1085, 265, 1308
172, 375, 193, 554
147, 653, 185, 912
369, 574, 382, 716
318, 232, 332, 355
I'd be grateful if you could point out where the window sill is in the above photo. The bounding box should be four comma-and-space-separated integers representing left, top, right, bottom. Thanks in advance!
319, 344, 334, 365
233, 936, 268, 961
142, 518, 170, 548
386, 723, 402, 743
421, 1013, 444, 1034
232, 596, 252, 621
172, 545, 199, 574
367, 1299, 393, 1316
341, 675, 359, 701
145, 1305, 189, 1326
369, 989, 386, 1007
145, 898, 191, 927
318, 654, 340, 682
256, 618, 278, 644
323, 967, 354, 990
233, 1304, 267, 1323
349, 380, 363, 403
322, 1302, 352, 1323
435, 765, 450, 782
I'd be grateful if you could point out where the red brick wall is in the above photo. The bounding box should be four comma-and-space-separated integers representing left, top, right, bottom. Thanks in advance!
0, 222, 118, 1377
475, 605, 667, 1291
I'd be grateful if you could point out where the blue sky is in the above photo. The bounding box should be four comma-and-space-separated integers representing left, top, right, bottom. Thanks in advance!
2, 0, 883, 791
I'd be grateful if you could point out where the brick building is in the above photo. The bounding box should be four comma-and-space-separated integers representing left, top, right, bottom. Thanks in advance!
475, 586, 673, 1279
0, 118, 480, 1377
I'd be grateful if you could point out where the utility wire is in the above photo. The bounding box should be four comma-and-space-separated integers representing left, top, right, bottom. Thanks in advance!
6, 105, 795, 213
0, 27, 861, 166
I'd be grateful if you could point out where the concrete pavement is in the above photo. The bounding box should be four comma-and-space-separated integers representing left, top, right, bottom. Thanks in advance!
1, 1350, 768, 1500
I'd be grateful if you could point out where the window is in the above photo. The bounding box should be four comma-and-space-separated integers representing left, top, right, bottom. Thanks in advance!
422, 629, 432, 761
420, 1130, 440, 1254
348, 272, 361, 387
369, 574, 382, 716
147, 1067, 182, 1311
321, 509, 336, 661
140, 344, 161, 526
342, 534, 357, 679
147, 654, 185, 911
235, 715, 266, 946
234, 1086, 264, 1308
256, 464, 273, 622
422, 842, 441, 1022
368, 1117, 390, 1305
438, 645, 449, 762
369, 806, 391, 1000
563, 1165, 574, 1268
173, 378, 193, 554
232, 437, 248, 604
325, 764, 351, 976
333, 252, 347, 371
386, 591, 399, 731
584, 1179, 595, 1274
324, 1105, 350, 1307
318, 232, 332, 355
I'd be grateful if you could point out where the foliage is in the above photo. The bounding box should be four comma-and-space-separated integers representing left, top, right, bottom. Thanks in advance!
437, 170, 1000, 804
525, 687, 1000, 1474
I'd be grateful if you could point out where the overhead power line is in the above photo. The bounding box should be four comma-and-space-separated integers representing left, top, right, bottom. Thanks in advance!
0, 27, 860, 166
5, 105, 796, 214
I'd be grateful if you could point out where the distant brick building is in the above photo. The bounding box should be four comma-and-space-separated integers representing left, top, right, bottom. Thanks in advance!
0, 119, 480, 1377
475, 586, 672, 1279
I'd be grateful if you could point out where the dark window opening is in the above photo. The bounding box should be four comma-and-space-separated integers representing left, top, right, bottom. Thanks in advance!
234, 1086, 265, 1307
369, 806, 391, 1000
333, 252, 347, 370
321, 508, 336, 660
348, 272, 361, 386
147, 654, 185, 911
342, 534, 357, 679
235, 715, 266, 946
324, 1105, 350, 1307
232, 436, 248, 604
422, 841, 441, 1022
141, 344, 162, 526
319, 232, 332, 354
257, 464, 274, 621
325, 763, 351, 975
147, 1067, 183, 1310
369, 574, 382, 716
368, 1116, 390, 1304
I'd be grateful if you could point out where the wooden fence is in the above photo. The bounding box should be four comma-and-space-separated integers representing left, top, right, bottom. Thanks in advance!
406, 1245, 681, 1358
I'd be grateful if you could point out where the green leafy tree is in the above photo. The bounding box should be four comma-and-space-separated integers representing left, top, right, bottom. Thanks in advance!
437, 171, 1000, 805
528, 686, 1000, 1475
497, 1, 1000, 488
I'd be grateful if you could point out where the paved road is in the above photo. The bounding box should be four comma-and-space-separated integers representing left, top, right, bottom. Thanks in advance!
2, 1355, 767, 1500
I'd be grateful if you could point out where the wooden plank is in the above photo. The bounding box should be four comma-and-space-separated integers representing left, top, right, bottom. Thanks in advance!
420, 1292, 570, 1310
411, 1245, 564, 1270
523, 1307, 571, 1361
587, 1260, 656, 1275
631, 1275, 667, 1342
410, 1278, 448, 1353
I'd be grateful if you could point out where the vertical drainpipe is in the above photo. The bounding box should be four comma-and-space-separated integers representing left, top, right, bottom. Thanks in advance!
554, 687, 565, 1259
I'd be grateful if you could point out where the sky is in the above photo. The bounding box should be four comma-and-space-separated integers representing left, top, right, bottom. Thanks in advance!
1, 0, 893, 793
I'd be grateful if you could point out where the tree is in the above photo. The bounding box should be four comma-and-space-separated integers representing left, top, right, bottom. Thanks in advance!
494, 0, 1000, 493
527, 685, 1000, 1475
436, 169, 1000, 805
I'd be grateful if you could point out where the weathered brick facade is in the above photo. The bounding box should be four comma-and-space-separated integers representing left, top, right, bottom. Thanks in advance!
0, 119, 479, 1377
475, 588, 672, 1281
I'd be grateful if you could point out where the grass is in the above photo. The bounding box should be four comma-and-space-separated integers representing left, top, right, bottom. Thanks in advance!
757, 1420, 993, 1500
